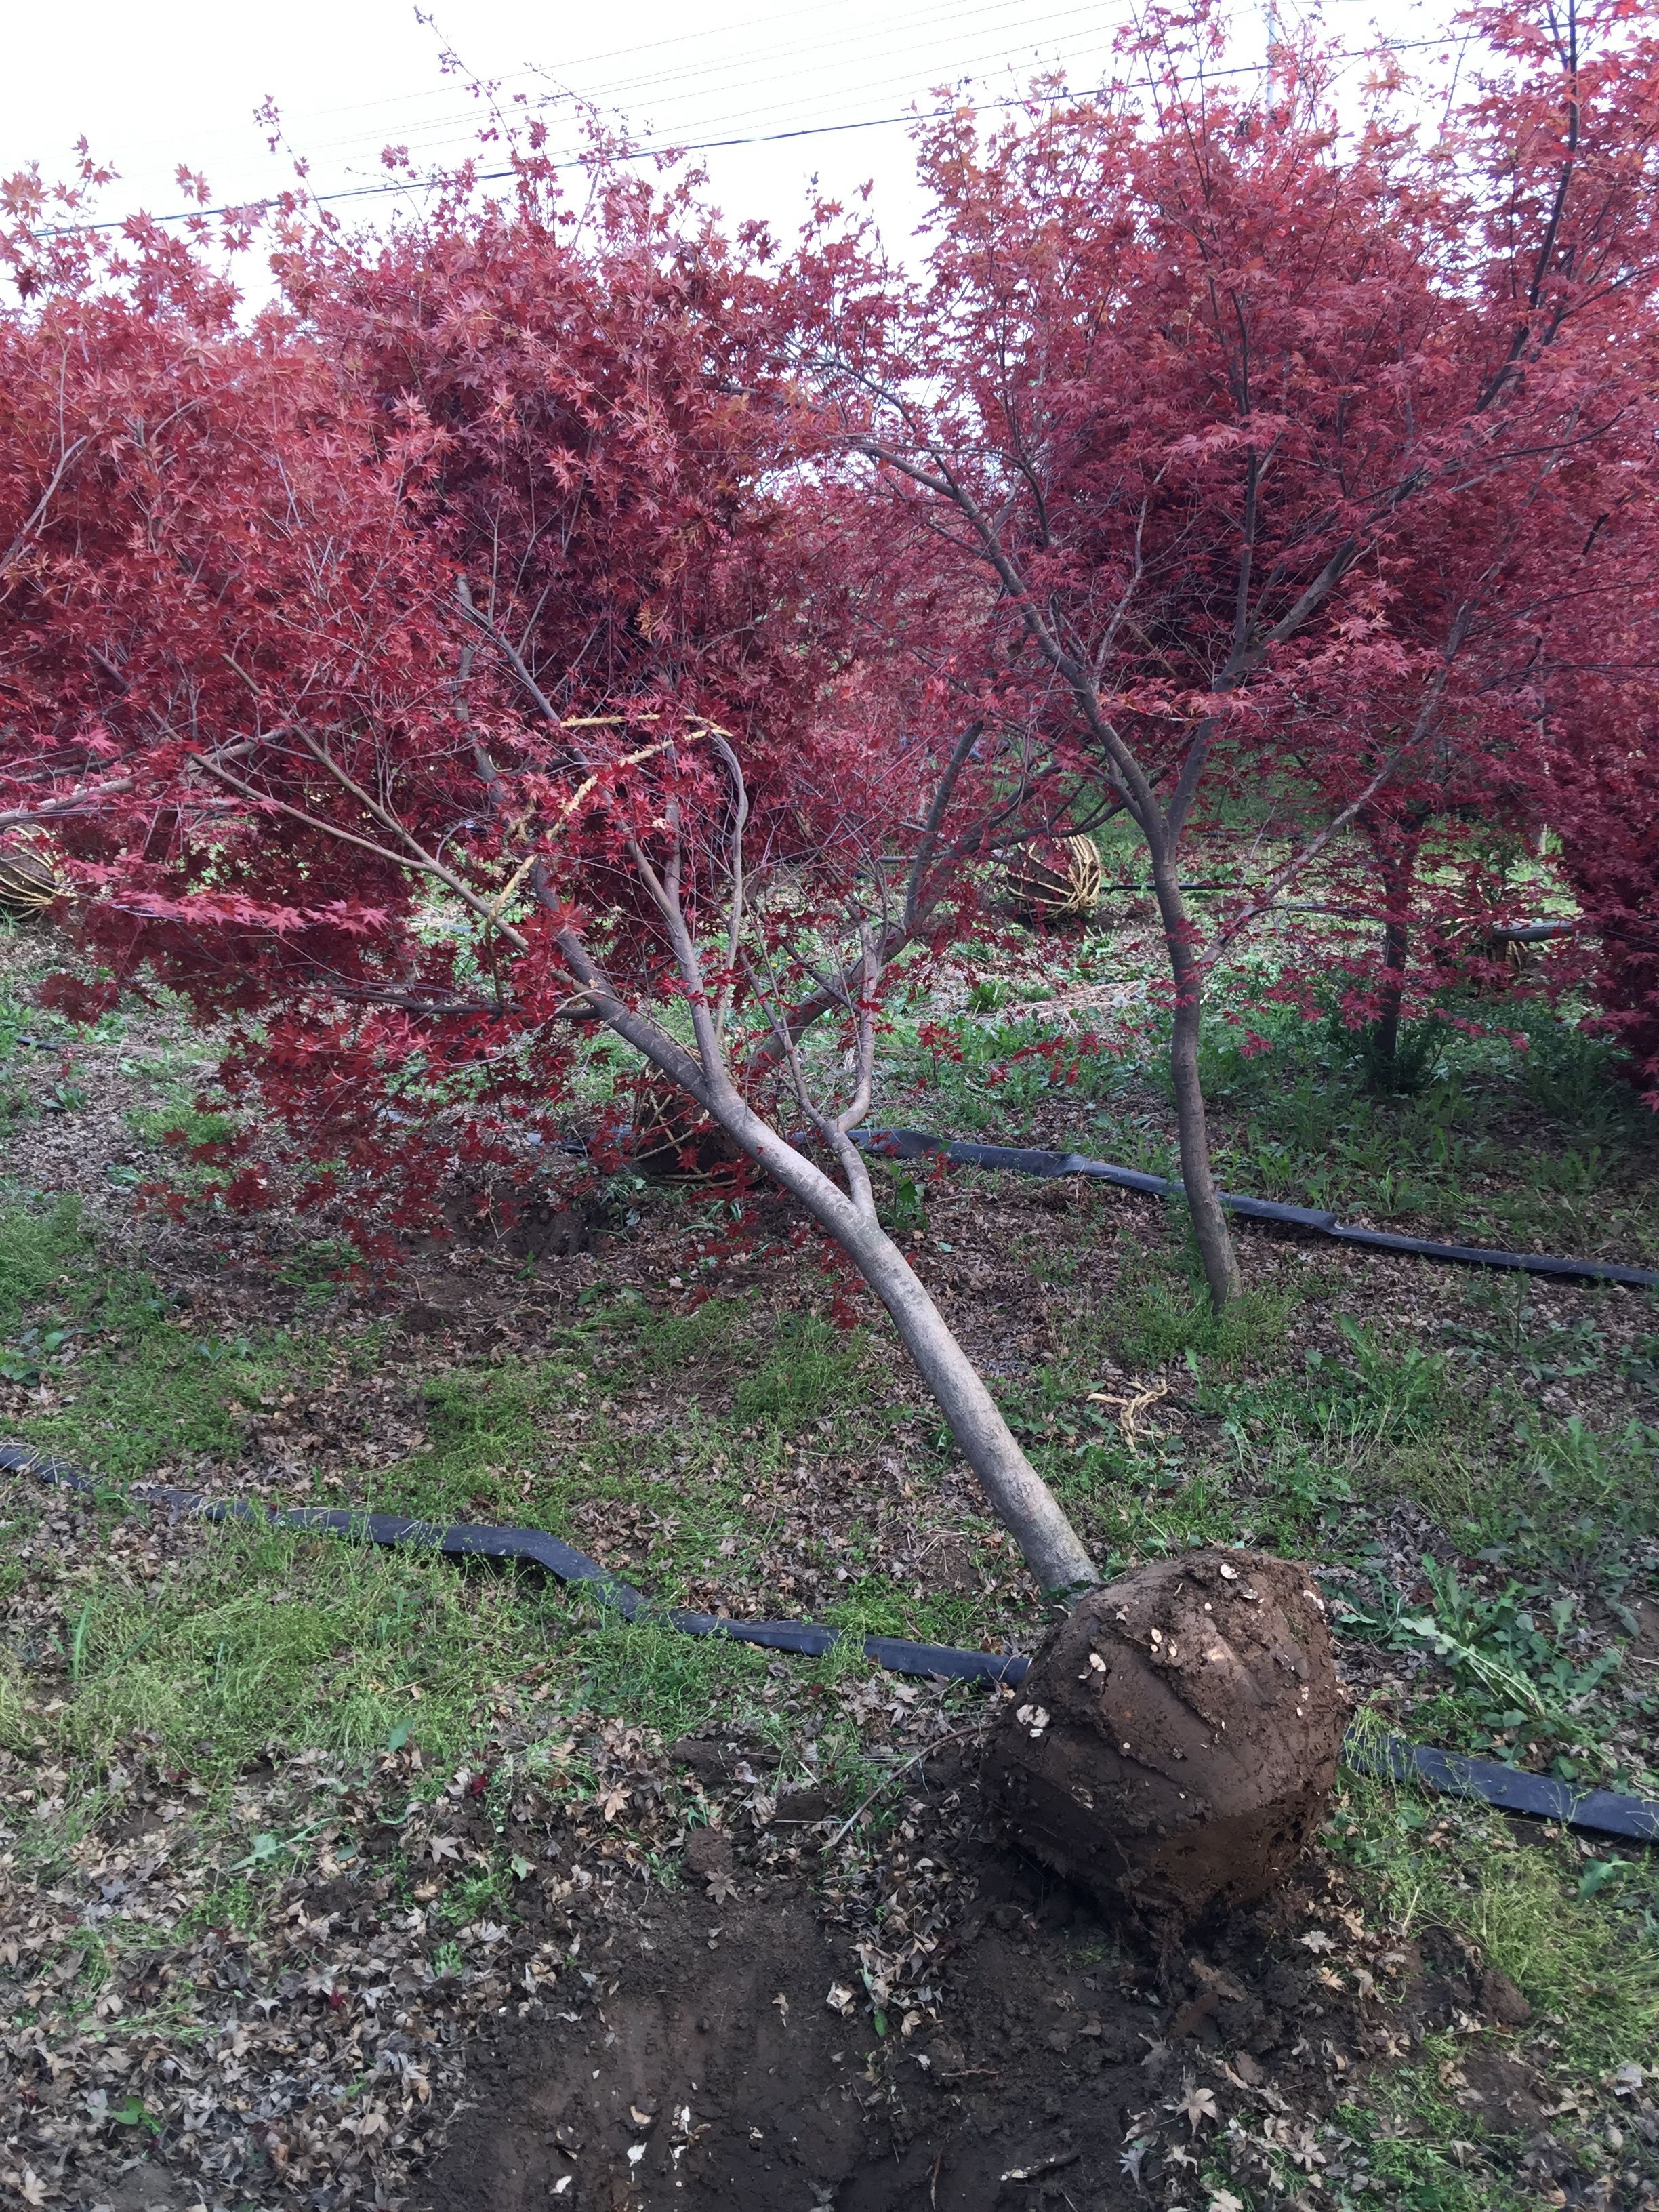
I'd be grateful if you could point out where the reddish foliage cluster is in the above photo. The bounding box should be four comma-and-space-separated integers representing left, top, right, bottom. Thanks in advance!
1552, 702, 1659, 1100
5, 5, 1659, 1589
0, 159, 962, 1248
4, 0, 1659, 1250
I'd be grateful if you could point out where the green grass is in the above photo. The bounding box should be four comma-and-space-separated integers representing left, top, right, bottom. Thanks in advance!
1334, 1746, 1659, 2077
0, 1485, 796, 1873
0, 1206, 972, 1643
127, 1101, 240, 1152
0, 1193, 86, 1333
1330, 2067, 1549, 2211
0, 1196, 312, 1478
1106, 1270, 1296, 1369
1189, 990, 1659, 1253
10, 1511, 543, 1778
733, 1313, 867, 1432
1309, 1744, 1659, 2208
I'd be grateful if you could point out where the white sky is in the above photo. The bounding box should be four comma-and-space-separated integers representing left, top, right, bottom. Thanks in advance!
5, 0, 1451, 263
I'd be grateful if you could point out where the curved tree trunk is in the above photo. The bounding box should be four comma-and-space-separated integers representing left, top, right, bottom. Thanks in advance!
725, 1106, 1106, 1593
780, 1156, 1099, 1593
721, 1104, 1101, 1595
554, 930, 1101, 1595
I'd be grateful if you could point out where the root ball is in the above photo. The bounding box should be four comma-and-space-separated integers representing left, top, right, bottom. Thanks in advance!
982, 1550, 1344, 1936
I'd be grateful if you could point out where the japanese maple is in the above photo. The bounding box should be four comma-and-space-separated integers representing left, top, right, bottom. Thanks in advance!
806, 0, 1659, 1301
1282, 0, 1659, 1082
0, 157, 1099, 1591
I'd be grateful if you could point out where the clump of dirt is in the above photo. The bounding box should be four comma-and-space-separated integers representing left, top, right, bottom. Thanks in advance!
980, 1551, 1345, 1936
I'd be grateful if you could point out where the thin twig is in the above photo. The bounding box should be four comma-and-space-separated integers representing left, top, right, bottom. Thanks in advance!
823, 1723, 983, 1854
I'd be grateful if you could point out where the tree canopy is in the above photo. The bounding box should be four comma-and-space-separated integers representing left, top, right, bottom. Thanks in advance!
3, 0, 1658, 1584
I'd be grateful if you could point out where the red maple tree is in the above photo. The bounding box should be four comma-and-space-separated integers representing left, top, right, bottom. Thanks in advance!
0, 155, 1099, 1591
1283, 0, 1659, 1085
805, 0, 1659, 1300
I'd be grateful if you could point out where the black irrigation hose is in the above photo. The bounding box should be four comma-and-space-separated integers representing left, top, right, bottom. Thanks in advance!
5, 1443, 1656, 1843
0, 1446, 1025, 1688
856, 1128, 1659, 1290
1350, 1736, 1659, 1845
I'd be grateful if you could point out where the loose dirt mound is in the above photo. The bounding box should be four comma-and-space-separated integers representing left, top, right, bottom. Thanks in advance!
422, 1747, 1366, 2212
981, 1551, 1345, 1936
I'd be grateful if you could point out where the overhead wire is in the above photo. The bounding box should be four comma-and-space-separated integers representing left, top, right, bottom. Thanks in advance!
36, 35, 1459, 242
304, 2, 1457, 180
312, 0, 1159, 158
298, 0, 1143, 159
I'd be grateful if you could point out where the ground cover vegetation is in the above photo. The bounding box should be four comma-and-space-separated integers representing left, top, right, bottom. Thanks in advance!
0, 891, 1655, 2209
1, 0, 1658, 2204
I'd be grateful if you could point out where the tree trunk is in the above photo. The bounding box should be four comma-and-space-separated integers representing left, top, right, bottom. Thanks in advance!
1168, 978, 1241, 1311
1365, 823, 1424, 1092
560, 929, 1100, 1593
1372, 906, 1409, 1083
1149, 848, 1241, 1313
842, 1206, 1098, 1592
694, 1091, 1099, 1593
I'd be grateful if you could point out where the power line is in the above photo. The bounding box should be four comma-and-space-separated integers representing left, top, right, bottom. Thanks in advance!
301, 0, 1145, 157
35, 39, 1458, 243
289, 0, 1436, 175
287, 0, 1393, 138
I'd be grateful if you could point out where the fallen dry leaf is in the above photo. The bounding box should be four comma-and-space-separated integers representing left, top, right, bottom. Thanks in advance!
1174, 2081, 1220, 2133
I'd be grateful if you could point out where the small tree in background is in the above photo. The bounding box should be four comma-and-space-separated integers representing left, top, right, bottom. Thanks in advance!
805, 0, 1659, 1303
1284, 0, 1659, 1090
1534, 577, 1659, 1105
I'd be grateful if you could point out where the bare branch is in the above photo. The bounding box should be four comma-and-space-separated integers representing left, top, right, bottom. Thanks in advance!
455, 575, 565, 725
0, 436, 88, 584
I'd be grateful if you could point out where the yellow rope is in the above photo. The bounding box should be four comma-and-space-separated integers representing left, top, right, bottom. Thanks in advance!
1086, 1375, 1170, 1447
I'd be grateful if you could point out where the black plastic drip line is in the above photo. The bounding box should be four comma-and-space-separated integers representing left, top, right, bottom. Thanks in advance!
855, 1128, 1659, 1290
5, 1443, 1656, 1844
0, 1446, 1027, 1689
1346, 1736, 1659, 1843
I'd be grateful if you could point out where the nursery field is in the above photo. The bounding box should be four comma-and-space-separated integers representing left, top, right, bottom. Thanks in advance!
1, 904, 1657, 2212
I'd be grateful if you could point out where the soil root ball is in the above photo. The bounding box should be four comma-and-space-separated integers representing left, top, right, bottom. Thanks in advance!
981, 1550, 1345, 1938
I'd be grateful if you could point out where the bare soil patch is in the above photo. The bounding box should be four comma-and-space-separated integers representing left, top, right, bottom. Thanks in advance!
423, 1742, 1391, 2212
